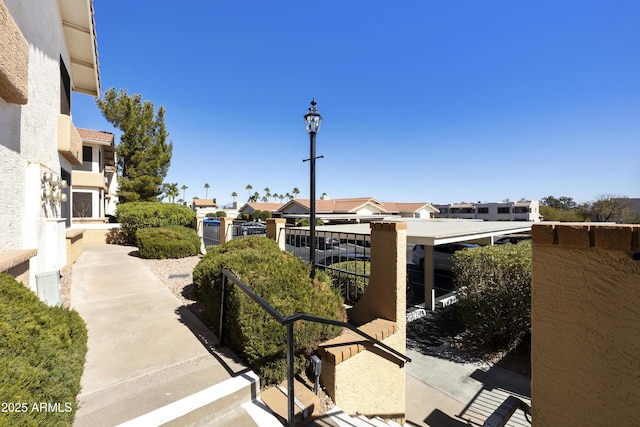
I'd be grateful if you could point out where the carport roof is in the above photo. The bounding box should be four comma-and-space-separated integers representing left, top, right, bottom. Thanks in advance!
305, 218, 533, 246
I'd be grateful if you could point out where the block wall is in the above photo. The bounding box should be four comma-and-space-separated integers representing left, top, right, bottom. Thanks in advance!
531, 223, 640, 426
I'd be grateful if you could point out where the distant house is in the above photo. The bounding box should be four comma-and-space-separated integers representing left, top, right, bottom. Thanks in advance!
72, 128, 117, 223
433, 200, 541, 222
192, 198, 218, 216
278, 197, 439, 223
238, 202, 284, 218
0, 0, 100, 287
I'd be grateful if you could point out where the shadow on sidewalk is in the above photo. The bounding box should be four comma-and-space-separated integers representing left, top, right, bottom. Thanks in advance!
175, 305, 251, 378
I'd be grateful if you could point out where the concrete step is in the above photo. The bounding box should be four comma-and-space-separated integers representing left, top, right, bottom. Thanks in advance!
261, 379, 321, 426
114, 371, 282, 426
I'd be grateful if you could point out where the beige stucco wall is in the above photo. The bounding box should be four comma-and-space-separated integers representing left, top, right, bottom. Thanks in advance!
0, 0, 28, 104
531, 223, 640, 426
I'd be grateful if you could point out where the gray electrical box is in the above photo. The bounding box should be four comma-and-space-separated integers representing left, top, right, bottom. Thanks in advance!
310, 355, 322, 376
36, 270, 61, 307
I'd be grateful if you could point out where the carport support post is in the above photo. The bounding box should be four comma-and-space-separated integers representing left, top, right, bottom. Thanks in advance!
423, 245, 435, 311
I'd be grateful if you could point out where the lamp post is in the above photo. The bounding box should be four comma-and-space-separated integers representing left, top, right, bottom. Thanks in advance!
304, 99, 322, 278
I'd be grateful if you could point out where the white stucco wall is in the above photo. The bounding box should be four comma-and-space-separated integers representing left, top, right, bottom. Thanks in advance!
0, 1, 73, 285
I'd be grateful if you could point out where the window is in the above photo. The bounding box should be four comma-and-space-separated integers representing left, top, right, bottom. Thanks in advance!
498, 207, 510, 214
477, 207, 489, 214
61, 169, 71, 227
72, 192, 93, 218
78, 146, 93, 172
60, 56, 71, 115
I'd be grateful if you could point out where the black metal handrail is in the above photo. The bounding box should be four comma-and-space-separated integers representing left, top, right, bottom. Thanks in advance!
219, 268, 411, 427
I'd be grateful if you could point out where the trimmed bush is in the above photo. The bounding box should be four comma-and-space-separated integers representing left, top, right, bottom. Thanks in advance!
193, 237, 345, 385
0, 274, 87, 426
215, 211, 227, 218
325, 261, 370, 304
453, 241, 531, 350
258, 210, 272, 221
136, 226, 200, 259
116, 202, 195, 245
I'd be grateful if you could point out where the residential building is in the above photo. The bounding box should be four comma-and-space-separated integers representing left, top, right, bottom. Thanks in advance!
192, 198, 218, 216
433, 200, 541, 222
72, 128, 117, 223
238, 202, 285, 218
0, 0, 100, 287
278, 197, 439, 223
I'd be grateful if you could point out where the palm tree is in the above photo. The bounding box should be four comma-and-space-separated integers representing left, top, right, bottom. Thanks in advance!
264, 187, 271, 202
204, 183, 210, 199
278, 194, 285, 203
231, 192, 238, 203
181, 185, 188, 201
163, 183, 179, 203
285, 192, 292, 200
245, 184, 252, 201
292, 187, 300, 199
272, 192, 280, 203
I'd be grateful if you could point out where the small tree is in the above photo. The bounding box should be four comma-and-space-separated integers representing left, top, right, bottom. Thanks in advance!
97, 88, 172, 203
204, 183, 210, 199
454, 241, 531, 350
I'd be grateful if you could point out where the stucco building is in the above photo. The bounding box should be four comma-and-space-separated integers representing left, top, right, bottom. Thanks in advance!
73, 128, 117, 223
433, 200, 541, 222
0, 0, 100, 288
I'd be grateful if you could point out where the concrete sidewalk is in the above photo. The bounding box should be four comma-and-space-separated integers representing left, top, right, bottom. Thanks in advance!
70, 244, 256, 426
405, 347, 531, 426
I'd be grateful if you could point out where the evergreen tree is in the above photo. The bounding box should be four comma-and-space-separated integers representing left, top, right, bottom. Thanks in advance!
97, 88, 173, 203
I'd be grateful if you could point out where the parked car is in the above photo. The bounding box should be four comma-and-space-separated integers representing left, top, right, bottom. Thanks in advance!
319, 253, 370, 266
236, 221, 266, 236
316, 236, 340, 249
288, 234, 308, 247
412, 242, 479, 272
288, 234, 339, 249
494, 234, 531, 245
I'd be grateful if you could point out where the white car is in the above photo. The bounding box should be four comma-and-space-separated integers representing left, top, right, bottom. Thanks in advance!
412, 243, 479, 272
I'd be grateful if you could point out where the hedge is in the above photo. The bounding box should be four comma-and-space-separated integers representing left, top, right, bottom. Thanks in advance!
136, 226, 200, 259
116, 202, 195, 245
325, 261, 370, 304
453, 241, 531, 350
193, 237, 346, 385
0, 274, 87, 426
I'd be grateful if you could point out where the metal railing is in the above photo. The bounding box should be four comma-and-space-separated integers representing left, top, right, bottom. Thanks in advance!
284, 228, 371, 303
219, 268, 410, 427
202, 220, 220, 246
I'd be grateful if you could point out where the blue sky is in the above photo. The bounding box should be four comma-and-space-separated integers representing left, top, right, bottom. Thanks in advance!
73, 0, 640, 206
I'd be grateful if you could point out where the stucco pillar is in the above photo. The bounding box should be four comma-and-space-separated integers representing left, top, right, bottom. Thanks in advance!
266, 218, 286, 250
219, 217, 235, 244
349, 221, 407, 327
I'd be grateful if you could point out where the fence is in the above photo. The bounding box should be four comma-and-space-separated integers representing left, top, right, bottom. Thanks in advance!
284, 227, 371, 304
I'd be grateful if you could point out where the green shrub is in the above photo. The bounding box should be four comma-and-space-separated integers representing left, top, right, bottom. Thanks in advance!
136, 226, 200, 259
0, 274, 87, 426
325, 261, 370, 304
258, 210, 272, 221
193, 237, 345, 385
116, 202, 195, 245
215, 211, 227, 218
205, 212, 217, 218
453, 241, 531, 350
251, 210, 262, 220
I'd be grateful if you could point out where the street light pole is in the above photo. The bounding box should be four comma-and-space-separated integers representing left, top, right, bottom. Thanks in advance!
304, 99, 322, 278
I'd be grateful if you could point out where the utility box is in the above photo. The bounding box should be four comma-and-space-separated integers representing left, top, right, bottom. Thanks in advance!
36, 270, 61, 306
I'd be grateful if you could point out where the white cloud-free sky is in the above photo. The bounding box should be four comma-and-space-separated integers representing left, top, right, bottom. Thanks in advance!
73, 0, 640, 206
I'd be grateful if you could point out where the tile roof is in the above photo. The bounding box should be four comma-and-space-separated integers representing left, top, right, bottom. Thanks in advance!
193, 199, 217, 207
77, 128, 114, 144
